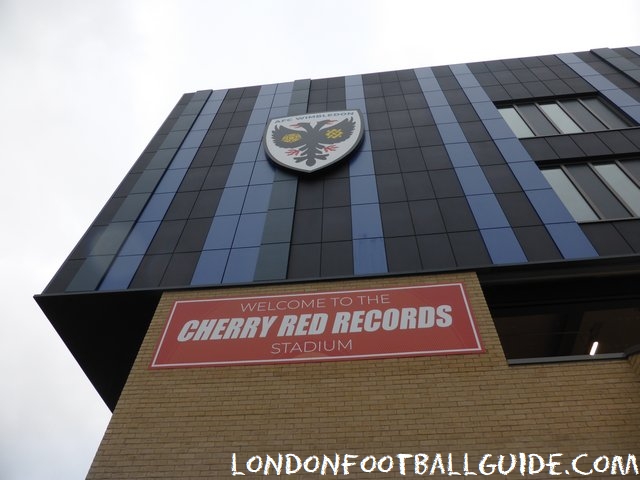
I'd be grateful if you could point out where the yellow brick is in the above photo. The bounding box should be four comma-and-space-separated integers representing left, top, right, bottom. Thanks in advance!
87, 273, 640, 479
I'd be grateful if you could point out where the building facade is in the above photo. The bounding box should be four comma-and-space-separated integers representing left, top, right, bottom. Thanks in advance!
37, 47, 640, 478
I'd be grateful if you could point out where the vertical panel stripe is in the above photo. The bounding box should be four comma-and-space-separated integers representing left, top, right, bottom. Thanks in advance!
416, 67, 527, 265
558, 52, 640, 123
450, 63, 598, 260
345, 74, 388, 275
95, 90, 220, 291
254, 80, 308, 281
192, 84, 294, 285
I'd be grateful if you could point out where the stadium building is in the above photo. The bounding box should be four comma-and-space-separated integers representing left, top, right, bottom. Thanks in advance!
36, 46, 640, 478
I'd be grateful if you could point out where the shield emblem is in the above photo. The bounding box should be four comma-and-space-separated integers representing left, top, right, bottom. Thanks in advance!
264, 110, 364, 173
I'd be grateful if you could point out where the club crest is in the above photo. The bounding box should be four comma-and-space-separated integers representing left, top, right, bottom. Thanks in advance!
264, 110, 364, 173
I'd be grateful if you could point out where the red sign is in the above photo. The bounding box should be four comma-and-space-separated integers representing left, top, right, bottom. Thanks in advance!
150, 283, 483, 368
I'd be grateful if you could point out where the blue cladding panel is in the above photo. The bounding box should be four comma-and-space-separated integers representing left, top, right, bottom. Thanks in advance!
138, 193, 173, 222
348, 150, 374, 176
235, 142, 261, 162
350, 175, 379, 205
626, 105, 640, 119
242, 124, 265, 142
259, 83, 278, 95
347, 99, 367, 113
547, 223, 598, 259
417, 78, 439, 91
203, 216, 239, 250
156, 169, 187, 193
423, 90, 448, 107
233, 213, 267, 248
253, 96, 274, 109
473, 102, 503, 121
494, 138, 532, 163
605, 89, 636, 107
526, 189, 575, 224
250, 161, 276, 185
170, 148, 198, 169
345, 86, 363, 99
223, 248, 260, 283
181, 129, 208, 149
353, 238, 388, 275
216, 187, 248, 215
467, 195, 510, 229
456, 167, 493, 195
438, 123, 467, 144
352, 204, 384, 239
192, 114, 214, 131
451, 72, 476, 87
248, 108, 270, 124
359, 132, 372, 152
509, 162, 550, 190
243, 184, 273, 213
226, 163, 254, 187
191, 250, 228, 285
445, 143, 478, 168
347, 75, 387, 275
464, 86, 491, 103
119, 221, 161, 255
272, 93, 291, 107
483, 118, 516, 139
268, 107, 288, 119
429, 105, 457, 124
99, 255, 143, 291
481, 228, 527, 264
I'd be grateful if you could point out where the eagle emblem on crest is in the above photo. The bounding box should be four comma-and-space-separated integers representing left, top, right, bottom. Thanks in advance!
264, 110, 364, 173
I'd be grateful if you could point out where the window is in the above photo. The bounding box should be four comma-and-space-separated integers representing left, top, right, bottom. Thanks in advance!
494, 304, 640, 361
541, 159, 640, 221
484, 274, 640, 364
498, 97, 632, 138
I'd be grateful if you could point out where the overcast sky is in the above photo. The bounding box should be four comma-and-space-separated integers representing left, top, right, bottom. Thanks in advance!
1, 1, 639, 478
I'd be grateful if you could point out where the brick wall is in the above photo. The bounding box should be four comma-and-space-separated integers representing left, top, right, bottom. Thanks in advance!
629, 350, 640, 377
87, 272, 640, 479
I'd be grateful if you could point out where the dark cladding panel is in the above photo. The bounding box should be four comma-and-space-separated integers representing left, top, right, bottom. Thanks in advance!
512, 225, 562, 261
291, 209, 322, 244
288, 243, 321, 279
581, 222, 635, 256
46, 48, 640, 298
417, 234, 456, 270
385, 236, 421, 273
379, 202, 415, 237
160, 252, 201, 286
38, 47, 640, 414
321, 241, 353, 277
321, 206, 352, 242
449, 231, 491, 266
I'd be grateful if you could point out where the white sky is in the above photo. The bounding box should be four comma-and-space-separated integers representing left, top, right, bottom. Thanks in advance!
1, 1, 639, 478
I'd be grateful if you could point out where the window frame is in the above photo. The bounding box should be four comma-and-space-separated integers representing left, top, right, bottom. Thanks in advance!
498, 96, 634, 138
541, 158, 640, 222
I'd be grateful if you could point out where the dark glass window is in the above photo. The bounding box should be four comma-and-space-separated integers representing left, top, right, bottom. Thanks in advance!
494, 304, 640, 360
542, 159, 640, 221
499, 97, 633, 138
487, 272, 640, 363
